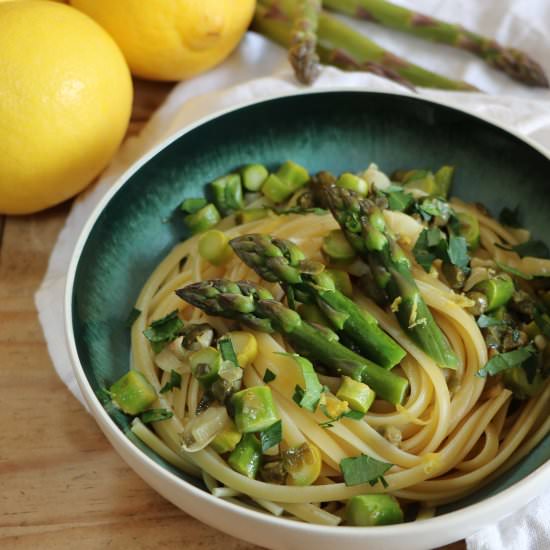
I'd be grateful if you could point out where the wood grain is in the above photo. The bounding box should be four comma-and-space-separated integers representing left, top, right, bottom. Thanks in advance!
0, 79, 465, 550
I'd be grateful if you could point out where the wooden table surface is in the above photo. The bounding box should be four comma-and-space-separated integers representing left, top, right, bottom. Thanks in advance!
0, 79, 465, 550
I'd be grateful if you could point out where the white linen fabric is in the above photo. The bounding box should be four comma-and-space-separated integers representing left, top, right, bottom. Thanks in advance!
35, 2, 550, 547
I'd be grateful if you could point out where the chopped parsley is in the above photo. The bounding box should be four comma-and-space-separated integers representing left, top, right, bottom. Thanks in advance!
140, 408, 174, 423
477, 314, 506, 328
477, 345, 536, 377
281, 353, 323, 412
413, 227, 469, 273
386, 190, 414, 212
340, 454, 393, 487
218, 336, 239, 367
417, 198, 452, 222
160, 370, 182, 394
259, 419, 282, 452
263, 369, 277, 383
143, 310, 184, 353
319, 407, 365, 428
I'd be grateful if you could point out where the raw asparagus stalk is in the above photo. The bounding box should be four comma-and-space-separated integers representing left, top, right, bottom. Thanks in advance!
254, 0, 477, 91
176, 279, 409, 404
229, 233, 406, 369
323, 0, 548, 88
318, 182, 458, 370
289, 0, 322, 84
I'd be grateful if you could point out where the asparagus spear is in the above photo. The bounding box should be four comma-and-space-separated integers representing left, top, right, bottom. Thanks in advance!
176, 279, 409, 404
289, 0, 322, 84
318, 182, 458, 370
230, 233, 406, 369
254, 0, 477, 91
323, 0, 548, 88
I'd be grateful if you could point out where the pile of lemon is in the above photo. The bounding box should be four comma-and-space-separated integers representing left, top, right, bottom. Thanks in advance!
0, 0, 255, 214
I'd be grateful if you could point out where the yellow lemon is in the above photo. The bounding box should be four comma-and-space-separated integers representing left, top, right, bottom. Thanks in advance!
0, 1, 132, 215
70, 0, 256, 81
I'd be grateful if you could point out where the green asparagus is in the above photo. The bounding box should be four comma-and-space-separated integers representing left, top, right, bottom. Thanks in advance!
229, 233, 406, 369
254, 0, 477, 91
318, 182, 458, 370
176, 279, 409, 404
323, 0, 548, 88
289, 0, 322, 84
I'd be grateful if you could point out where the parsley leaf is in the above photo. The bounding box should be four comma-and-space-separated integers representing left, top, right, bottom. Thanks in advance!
418, 198, 452, 222
499, 206, 521, 228
343, 409, 365, 420
126, 307, 141, 328
413, 227, 444, 272
477, 314, 506, 328
259, 420, 282, 452
218, 336, 239, 367
140, 408, 174, 423
280, 353, 323, 412
387, 190, 414, 212
160, 370, 182, 394
263, 369, 277, 383
447, 235, 470, 270
340, 454, 393, 487
143, 311, 184, 353
477, 345, 536, 377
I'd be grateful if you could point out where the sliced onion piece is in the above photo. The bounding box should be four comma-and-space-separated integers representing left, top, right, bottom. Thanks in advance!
181, 406, 230, 452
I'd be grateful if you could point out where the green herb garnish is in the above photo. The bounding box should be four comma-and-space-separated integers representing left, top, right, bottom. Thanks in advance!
218, 336, 239, 367
140, 408, 174, 423
259, 419, 282, 452
387, 190, 414, 212
263, 369, 277, 383
477, 314, 506, 328
271, 206, 327, 216
143, 310, 184, 353
477, 345, 536, 377
160, 370, 182, 394
280, 353, 323, 412
340, 454, 393, 487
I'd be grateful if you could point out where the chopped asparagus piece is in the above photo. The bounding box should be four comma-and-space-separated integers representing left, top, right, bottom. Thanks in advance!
241, 163, 269, 192
502, 364, 544, 399
336, 172, 369, 196
184, 203, 221, 234
456, 211, 480, 250
189, 346, 221, 387
322, 229, 357, 262
231, 386, 280, 433
227, 433, 262, 478
109, 371, 157, 415
198, 229, 232, 265
434, 165, 455, 198
276, 160, 310, 191
180, 197, 207, 214
472, 274, 514, 312
211, 174, 244, 215
336, 376, 375, 413
346, 494, 404, 526
261, 173, 292, 203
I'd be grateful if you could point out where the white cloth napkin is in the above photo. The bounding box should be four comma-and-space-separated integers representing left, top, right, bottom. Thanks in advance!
36, 1, 550, 547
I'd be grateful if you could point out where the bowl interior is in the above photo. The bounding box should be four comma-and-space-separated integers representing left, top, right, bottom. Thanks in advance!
71, 90, 550, 514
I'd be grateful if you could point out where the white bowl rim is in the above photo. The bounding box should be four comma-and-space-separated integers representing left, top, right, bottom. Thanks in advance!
65, 86, 550, 538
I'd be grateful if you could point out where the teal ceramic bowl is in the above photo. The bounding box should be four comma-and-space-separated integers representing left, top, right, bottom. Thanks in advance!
66, 90, 550, 550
